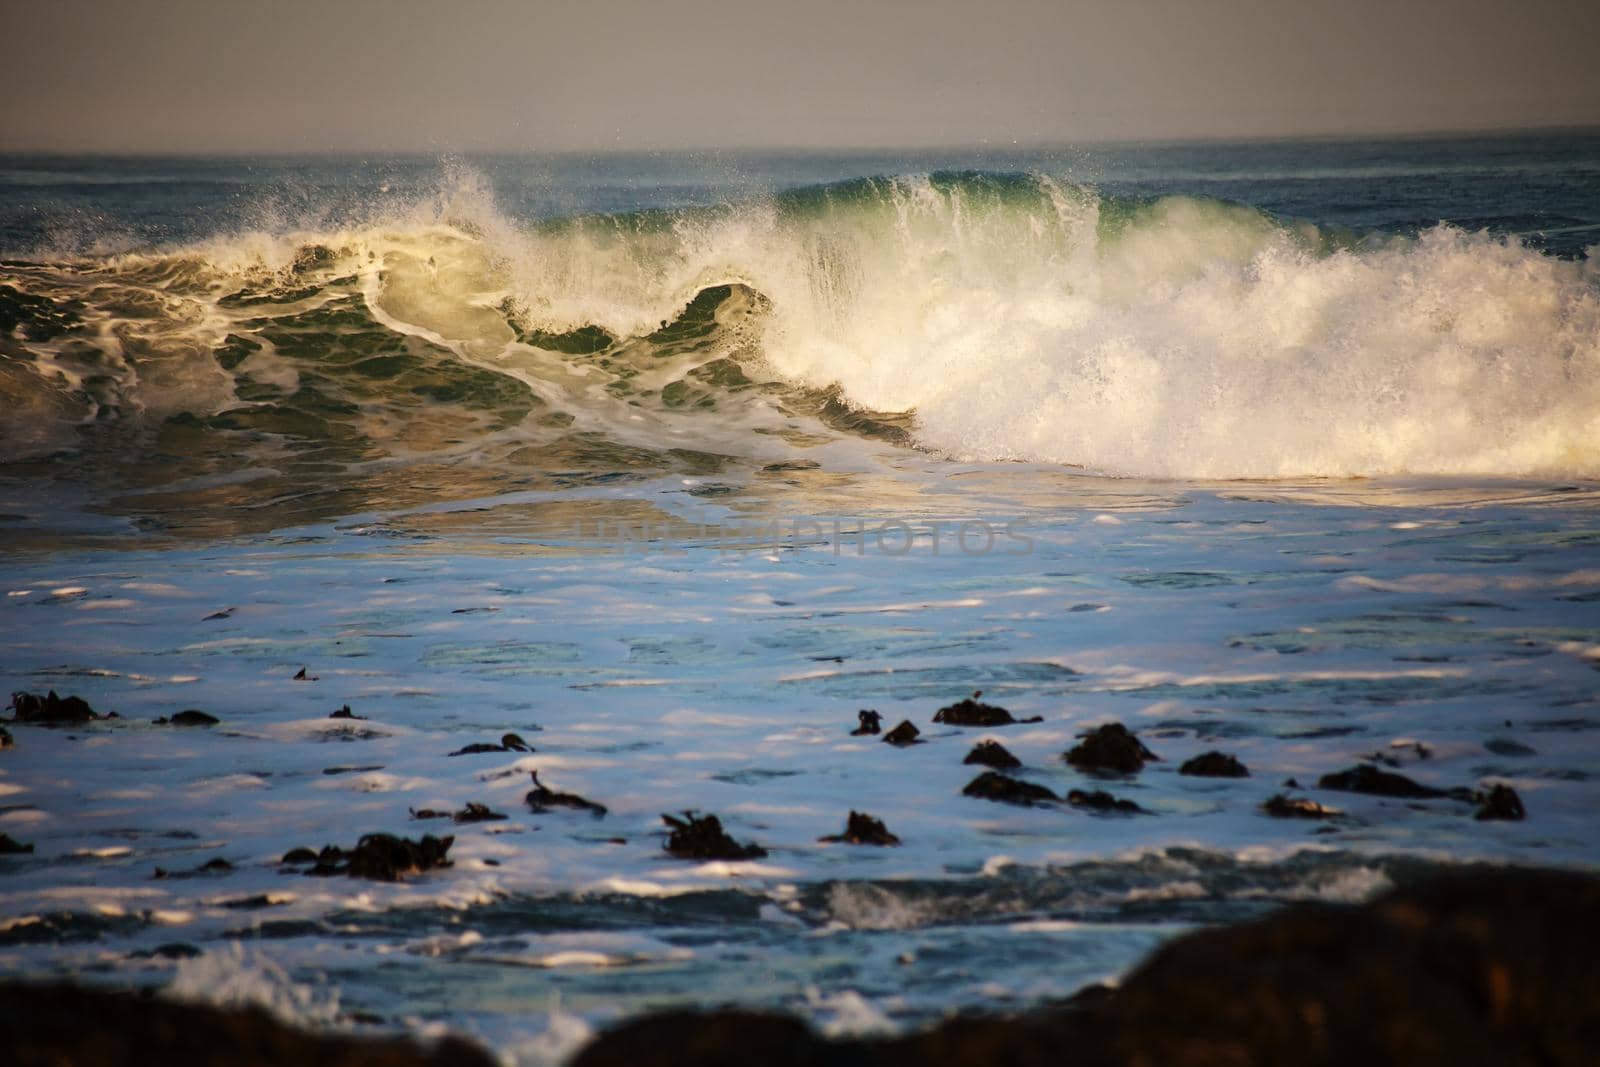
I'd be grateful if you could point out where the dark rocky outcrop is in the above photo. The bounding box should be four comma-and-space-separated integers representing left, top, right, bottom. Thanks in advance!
1317, 763, 1449, 798
0, 981, 495, 1066
962, 739, 1021, 769
569, 868, 1600, 1067
818, 811, 900, 846
448, 734, 533, 757
933, 692, 1042, 727
662, 812, 767, 861
1474, 783, 1526, 821
525, 771, 607, 816
154, 709, 220, 726
1262, 794, 1341, 819
328, 705, 365, 720
850, 710, 883, 736
1177, 751, 1248, 777
0, 832, 34, 854
1067, 789, 1145, 813
882, 720, 921, 746
961, 771, 1059, 807
8, 690, 98, 723
1064, 723, 1158, 774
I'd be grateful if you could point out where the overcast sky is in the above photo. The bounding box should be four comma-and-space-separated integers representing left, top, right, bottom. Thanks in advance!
3, 0, 1597, 153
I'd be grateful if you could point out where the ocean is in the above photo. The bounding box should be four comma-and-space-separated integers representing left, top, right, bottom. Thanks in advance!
1, 132, 1598, 1061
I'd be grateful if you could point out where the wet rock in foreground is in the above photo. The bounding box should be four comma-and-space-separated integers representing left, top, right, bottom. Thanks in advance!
1177, 751, 1248, 777
818, 810, 900, 846
661, 812, 767, 861
1064, 722, 1158, 774
7, 690, 99, 723
961, 771, 1059, 807
962, 739, 1021, 769
570, 868, 1600, 1067
933, 691, 1042, 727
0, 981, 495, 1066
1317, 763, 1449, 798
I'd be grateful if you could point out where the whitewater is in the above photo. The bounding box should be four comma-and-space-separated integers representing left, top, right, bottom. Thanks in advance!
2, 135, 1599, 1063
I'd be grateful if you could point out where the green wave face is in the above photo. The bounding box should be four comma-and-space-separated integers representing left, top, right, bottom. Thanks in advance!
2, 169, 1597, 537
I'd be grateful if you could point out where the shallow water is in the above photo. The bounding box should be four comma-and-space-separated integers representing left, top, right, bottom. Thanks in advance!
2, 136, 1599, 1062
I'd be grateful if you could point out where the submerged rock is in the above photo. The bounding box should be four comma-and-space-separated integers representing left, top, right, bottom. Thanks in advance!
1484, 737, 1536, 757
1474, 783, 1526, 821
8, 690, 98, 723
882, 720, 921, 746
1064, 722, 1158, 774
961, 771, 1060, 807
0, 981, 497, 1066
0, 832, 34, 854
963, 739, 1021, 769
448, 733, 534, 756
154, 709, 220, 726
933, 691, 1042, 727
662, 812, 767, 861
818, 810, 900, 846
1178, 751, 1248, 777
525, 770, 608, 816
411, 802, 508, 824
328, 704, 366, 720
1067, 788, 1145, 813
850, 709, 883, 735
1262, 794, 1342, 819
1317, 763, 1448, 798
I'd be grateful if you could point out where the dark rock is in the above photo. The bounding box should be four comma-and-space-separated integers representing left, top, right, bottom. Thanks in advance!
322, 764, 383, 776
933, 691, 1043, 727
569, 868, 1600, 1067
525, 770, 607, 816
1067, 788, 1145, 813
0, 725, 12, 748
1317, 763, 1448, 798
154, 709, 220, 727
882, 720, 921, 746
328, 705, 365, 720
961, 771, 1059, 807
1262, 793, 1341, 819
662, 812, 767, 861
963, 739, 1021, 769
452, 802, 507, 824
129, 942, 203, 960
1178, 751, 1248, 777
220, 894, 287, 910
1474, 783, 1526, 821
8, 690, 98, 723
292, 666, 317, 681
343, 833, 454, 882
0, 981, 496, 1066
280, 847, 319, 864
0, 832, 34, 854
448, 733, 534, 756
818, 811, 900, 846
410, 808, 451, 820
851, 709, 883, 736
1064, 722, 1158, 774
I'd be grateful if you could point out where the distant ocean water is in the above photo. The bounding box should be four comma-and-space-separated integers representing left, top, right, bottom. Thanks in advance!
1, 134, 1598, 1062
